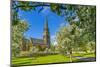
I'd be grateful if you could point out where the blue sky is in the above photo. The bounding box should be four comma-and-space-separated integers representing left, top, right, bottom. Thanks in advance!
18, 6, 68, 42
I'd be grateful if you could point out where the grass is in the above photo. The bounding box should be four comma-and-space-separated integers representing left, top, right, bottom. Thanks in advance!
12, 53, 95, 66
12, 54, 73, 66
82, 53, 96, 57
72, 53, 96, 57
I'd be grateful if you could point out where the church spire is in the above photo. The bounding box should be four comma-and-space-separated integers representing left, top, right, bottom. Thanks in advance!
44, 17, 48, 29
43, 17, 50, 48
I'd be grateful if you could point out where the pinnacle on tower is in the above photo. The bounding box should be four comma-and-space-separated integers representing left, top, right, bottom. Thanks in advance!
43, 17, 50, 48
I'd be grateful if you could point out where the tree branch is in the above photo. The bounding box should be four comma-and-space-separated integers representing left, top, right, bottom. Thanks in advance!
12, 4, 50, 9
12, 4, 67, 10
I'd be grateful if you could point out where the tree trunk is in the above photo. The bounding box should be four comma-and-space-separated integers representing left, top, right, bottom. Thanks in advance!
69, 54, 72, 62
69, 50, 72, 62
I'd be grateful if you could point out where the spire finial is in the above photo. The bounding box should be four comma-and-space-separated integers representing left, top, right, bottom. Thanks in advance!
45, 16, 48, 29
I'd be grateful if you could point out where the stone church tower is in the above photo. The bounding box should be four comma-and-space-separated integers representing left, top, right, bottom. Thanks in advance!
21, 17, 51, 51
43, 17, 50, 48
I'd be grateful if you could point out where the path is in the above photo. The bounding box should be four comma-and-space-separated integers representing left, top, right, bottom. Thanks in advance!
73, 56, 96, 62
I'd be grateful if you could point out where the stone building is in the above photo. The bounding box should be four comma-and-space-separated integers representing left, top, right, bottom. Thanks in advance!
21, 18, 50, 51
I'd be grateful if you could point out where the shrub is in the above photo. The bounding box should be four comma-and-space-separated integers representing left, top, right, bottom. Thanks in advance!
19, 51, 30, 57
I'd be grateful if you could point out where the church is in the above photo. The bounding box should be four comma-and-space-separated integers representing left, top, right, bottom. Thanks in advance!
20, 18, 51, 51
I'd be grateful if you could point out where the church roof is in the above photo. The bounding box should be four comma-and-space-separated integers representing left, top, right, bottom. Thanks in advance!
31, 38, 45, 45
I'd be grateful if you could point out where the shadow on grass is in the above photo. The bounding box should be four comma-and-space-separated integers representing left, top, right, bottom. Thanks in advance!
75, 57, 96, 62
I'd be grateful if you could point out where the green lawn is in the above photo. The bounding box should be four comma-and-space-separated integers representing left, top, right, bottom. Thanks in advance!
12, 53, 95, 66
72, 53, 96, 57
12, 54, 72, 66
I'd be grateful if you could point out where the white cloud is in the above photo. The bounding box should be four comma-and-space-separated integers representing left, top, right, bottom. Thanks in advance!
73, 16, 79, 22
60, 22, 65, 27
41, 7, 51, 16
51, 35, 58, 45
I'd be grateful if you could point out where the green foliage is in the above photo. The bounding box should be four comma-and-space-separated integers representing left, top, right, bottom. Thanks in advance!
56, 23, 81, 62
12, 43, 20, 57
12, 20, 29, 44
12, 20, 29, 57
19, 51, 30, 57
75, 6, 96, 42
55, 5, 96, 60
68, 6, 96, 42
50, 44, 56, 52
12, 9, 19, 25
18, 1, 35, 11
50, 4, 62, 15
